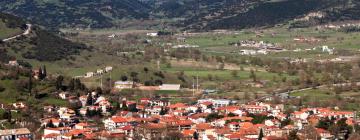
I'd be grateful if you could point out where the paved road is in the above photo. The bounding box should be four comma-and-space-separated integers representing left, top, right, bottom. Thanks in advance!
2, 24, 32, 42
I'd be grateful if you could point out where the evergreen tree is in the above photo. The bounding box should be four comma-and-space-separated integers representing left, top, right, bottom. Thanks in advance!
250, 69, 257, 82
2, 110, 11, 122
159, 107, 167, 115
111, 102, 120, 115
74, 79, 82, 90
38, 67, 43, 80
86, 95, 93, 106
287, 130, 300, 140
231, 70, 238, 77
96, 87, 102, 95
121, 75, 128, 81
258, 128, 264, 140
58, 122, 64, 127
121, 101, 128, 111
68, 79, 75, 91
56, 75, 64, 90
143, 67, 149, 73
42, 65, 47, 79
0, 84, 5, 92
28, 70, 32, 95
193, 131, 199, 140
46, 120, 55, 128
85, 108, 92, 117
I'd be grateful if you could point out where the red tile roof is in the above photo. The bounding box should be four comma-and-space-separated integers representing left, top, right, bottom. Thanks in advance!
182, 129, 196, 136
43, 133, 59, 138
111, 116, 128, 123
168, 103, 187, 109
176, 120, 193, 126
195, 123, 213, 130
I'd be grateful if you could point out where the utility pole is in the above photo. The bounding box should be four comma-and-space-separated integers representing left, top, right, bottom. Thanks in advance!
157, 60, 160, 70
354, 111, 357, 133
196, 74, 199, 91
192, 77, 195, 97
100, 75, 103, 89
109, 71, 112, 88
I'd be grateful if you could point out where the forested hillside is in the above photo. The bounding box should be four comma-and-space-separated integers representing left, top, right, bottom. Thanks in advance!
1, 0, 360, 30
0, 0, 151, 29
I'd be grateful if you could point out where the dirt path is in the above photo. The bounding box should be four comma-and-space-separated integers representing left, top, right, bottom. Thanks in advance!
2, 24, 32, 42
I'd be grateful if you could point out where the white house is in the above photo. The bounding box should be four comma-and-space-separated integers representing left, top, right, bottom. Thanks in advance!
57, 107, 76, 121
8, 60, 19, 66
146, 32, 158, 37
145, 106, 162, 115
240, 50, 257, 55
96, 69, 104, 75
108, 34, 116, 38
85, 72, 94, 78
59, 92, 70, 100
103, 116, 129, 131
0, 128, 33, 140
172, 44, 199, 49
105, 66, 113, 72
43, 127, 71, 136
197, 99, 231, 108
12, 102, 26, 109
114, 81, 134, 90
292, 111, 309, 120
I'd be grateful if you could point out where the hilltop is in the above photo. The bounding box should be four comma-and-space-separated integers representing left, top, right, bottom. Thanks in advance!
0, 13, 89, 63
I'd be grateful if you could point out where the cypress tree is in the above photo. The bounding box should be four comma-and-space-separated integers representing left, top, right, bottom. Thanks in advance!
28, 70, 32, 95
42, 65, 47, 79
86, 95, 93, 106
46, 120, 55, 128
68, 79, 75, 91
258, 128, 264, 140
38, 67, 43, 80
56, 75, 64, 90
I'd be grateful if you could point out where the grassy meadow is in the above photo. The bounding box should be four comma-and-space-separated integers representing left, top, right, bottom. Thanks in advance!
0, 21, 22, 39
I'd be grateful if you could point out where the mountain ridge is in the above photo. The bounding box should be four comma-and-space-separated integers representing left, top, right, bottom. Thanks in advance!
1, 0, 360, 30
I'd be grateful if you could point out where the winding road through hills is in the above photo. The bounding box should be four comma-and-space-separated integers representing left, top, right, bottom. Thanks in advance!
2, 24, 32, 42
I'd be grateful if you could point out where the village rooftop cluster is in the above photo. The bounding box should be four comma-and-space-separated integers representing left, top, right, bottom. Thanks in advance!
1, 88, 357, 140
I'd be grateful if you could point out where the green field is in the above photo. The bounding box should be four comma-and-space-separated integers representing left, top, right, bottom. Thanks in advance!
181, 26, 360, 53
42, 97, 68, 106
0, 80, 21, 104
291, 89, 333, 100
164, 66, 295, 81
290, 88, 360, 110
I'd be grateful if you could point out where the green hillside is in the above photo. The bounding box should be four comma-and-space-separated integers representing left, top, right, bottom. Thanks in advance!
0, 0, 151, 29
0, 13, 25, 40
0, 13, 89, 63
0, 21, 22, 40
